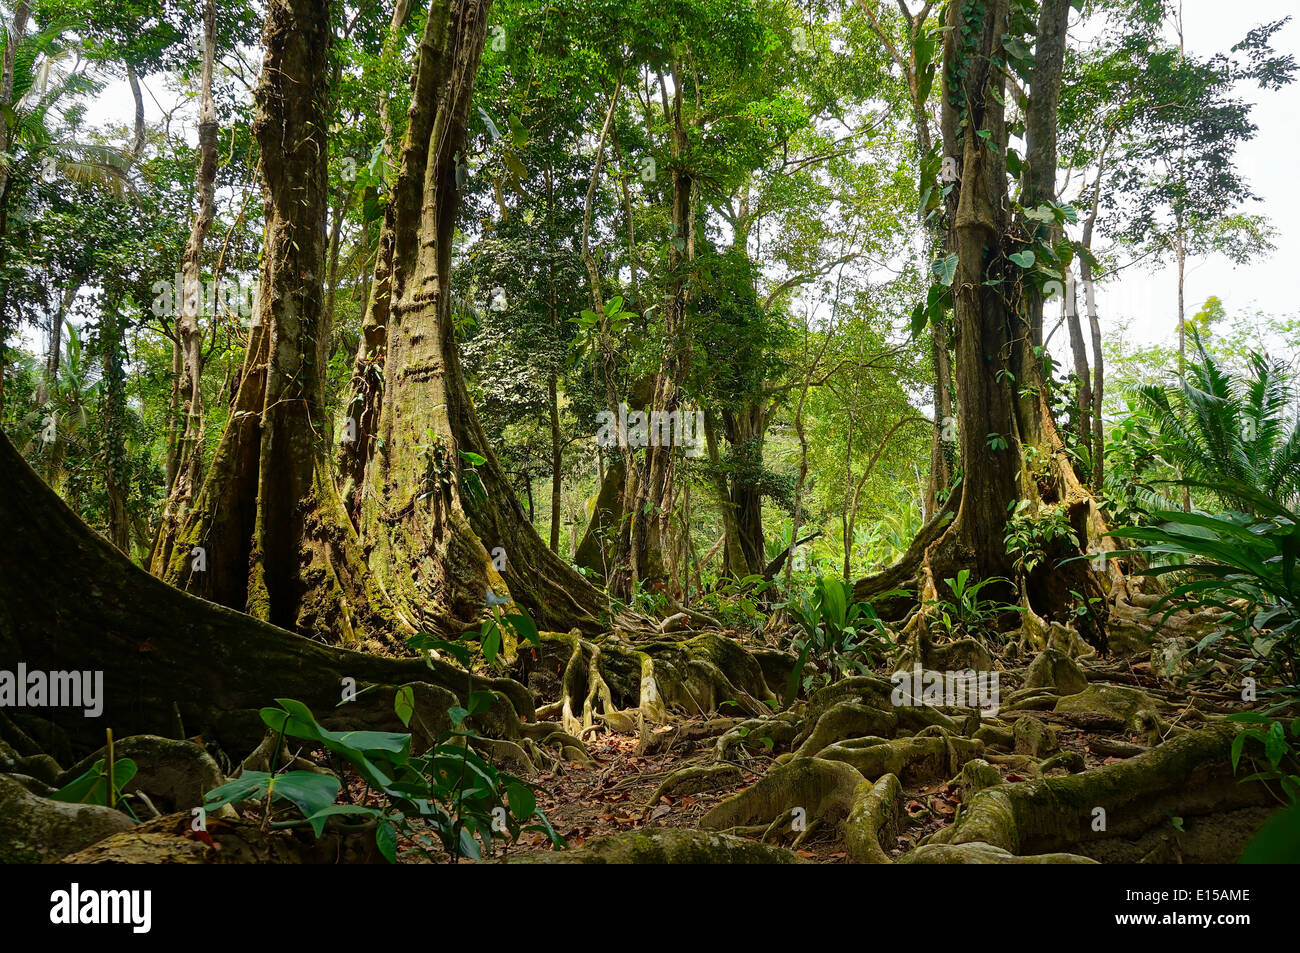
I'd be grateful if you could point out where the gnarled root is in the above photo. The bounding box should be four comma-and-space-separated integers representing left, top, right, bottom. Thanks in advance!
516, 630, 780, 739
59, 811, 387, 865
845, 774, 902, 864
927, 726, 1277, 862
700, 757, 865, 842
816, 731, 985, 784
507, 828, 806, 864
646, 763, 746, 808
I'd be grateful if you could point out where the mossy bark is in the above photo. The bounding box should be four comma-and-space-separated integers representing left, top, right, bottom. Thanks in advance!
154, 0, 396, 645
149, 0, 219, 575
916, 0, 1115, 649
352, 0, 604, 637
937, 726, 1276, 858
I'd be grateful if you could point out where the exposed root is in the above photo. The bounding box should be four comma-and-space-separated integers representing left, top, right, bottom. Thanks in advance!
816, 731, 985, 783
927, 726, 1277, 861
897, 842, 1098, 864
845, 774, 902, 864
646, 764, 746, 808
715, 711, 804, 761
700, 757, 865, 836
516, 630, 779, 739
507, 828, 806, 864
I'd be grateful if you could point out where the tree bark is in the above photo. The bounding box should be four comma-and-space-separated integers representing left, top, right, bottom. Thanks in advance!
150, 0, 219, 576
0, 430, 535, 763
924, 0, 1111, 650
354, 0, 603, 635
156, 0, 394, 645
628, 66, 694, 597
101, 306, 130, 554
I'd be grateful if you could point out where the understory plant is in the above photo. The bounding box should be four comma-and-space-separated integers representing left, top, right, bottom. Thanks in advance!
697, 573, 773, 631
1003, 498, 1079, 578
926, 569, 1021, 643
1112, 482, 1299, 698
50, 729, 141, 822
782, 574, 892, 701
204, 695, 561, 863
204, 608, 559, 862
1114, 481, 1300, 852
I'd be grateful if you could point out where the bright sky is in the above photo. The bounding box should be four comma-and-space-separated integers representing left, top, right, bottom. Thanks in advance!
1095, 0, 1300, 348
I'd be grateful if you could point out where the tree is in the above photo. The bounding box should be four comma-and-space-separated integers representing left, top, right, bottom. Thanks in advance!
870, 0, 1116, 652
347, 0, 604, 635
855, 0, 956, 519
149, 0, 219, 574
156, 0, 392, 642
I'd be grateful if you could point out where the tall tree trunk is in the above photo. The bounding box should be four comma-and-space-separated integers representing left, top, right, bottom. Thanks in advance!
1064, 268, 1094, 473
923, 0, 1111, 651
157, 0, 393, 645
547, 372, 562, 552
627, 67, 693, 598
1080, 141, 1110, 492
355, 0, 602, 635
703, 408, 748, 579
857, 0, 953, 519
721, 404, 769, 577
126, 65, 146, 158
335, 0, 415, 522
149, 0, 219, 575
101, 306, 131, 554
0, 0, 31, 414
1174, 225, 1191, 511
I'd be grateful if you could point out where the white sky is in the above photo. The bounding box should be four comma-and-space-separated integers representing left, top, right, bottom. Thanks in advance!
1092, 0, 1300, 347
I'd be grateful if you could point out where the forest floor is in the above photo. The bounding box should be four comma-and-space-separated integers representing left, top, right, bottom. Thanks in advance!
473, 654, 1245, 864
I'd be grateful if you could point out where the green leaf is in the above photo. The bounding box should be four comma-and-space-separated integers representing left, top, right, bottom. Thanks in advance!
1009, 250, 1036, 269
1240, 802, 1300, 863
50, 758, 139, 807
203, 772, 271, 811
506, 781, 536, 820
503, 152, 527, 180
930, 253, 958, 287
394, 685, 415, 727
269, 772, 340, 834
376, 819, 398, 863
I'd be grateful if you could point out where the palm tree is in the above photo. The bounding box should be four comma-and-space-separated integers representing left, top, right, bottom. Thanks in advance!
16, 318, 102, 496
0, 10, 131, 203
0, 6, 132, 409
1136, 331, 1300, 512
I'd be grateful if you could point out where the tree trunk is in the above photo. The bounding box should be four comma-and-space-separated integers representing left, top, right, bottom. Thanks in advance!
548, 373, 562, 552
1064, 268, 1094, 475
335, 0, 415, 524
150, 0, 219, 576
101, 306, 131, 555
1080, 142, 1110, 492
354, 0, 603, 636
628, 67, 694, 597
156, 0, 394, 646
1175, 226, 1190, 511
925, 0, 1111, 650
